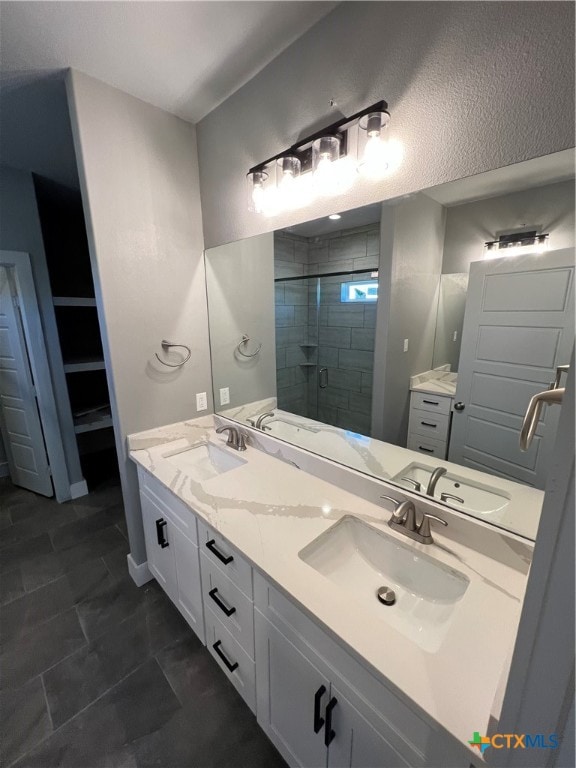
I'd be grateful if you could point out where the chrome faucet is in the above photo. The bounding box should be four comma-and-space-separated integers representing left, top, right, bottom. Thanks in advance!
380, 495, 447, 545
255, 412, 274, 430
425, 466, 447, 497
216, 425, 247, 451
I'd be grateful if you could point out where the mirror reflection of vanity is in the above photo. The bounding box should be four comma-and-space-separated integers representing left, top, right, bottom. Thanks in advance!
205, 149, 575, 541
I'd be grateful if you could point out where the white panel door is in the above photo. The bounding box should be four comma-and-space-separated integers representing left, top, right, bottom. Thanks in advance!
173, 530, 205, 643
449, 250, 574, 488
327, 684, 411, 768
0, 268, 52, 496
255, 611, 329, 768
140, 488, 178, 602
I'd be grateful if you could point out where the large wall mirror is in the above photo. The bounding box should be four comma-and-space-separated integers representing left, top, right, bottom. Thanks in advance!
205, 149, 575, 541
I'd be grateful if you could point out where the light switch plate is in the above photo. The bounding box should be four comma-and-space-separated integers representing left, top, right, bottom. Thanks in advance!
403, 339, 409, 352
220, 387, 230, 406
196, 392, 208, 411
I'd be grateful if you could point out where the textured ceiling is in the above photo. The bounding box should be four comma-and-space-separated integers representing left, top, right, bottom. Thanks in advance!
0, 1, 337, 123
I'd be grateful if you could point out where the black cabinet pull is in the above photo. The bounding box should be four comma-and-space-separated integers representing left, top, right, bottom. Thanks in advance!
209, 587, 236, 617
418, 446, 435, 453
324, 696, 337, 747
155, 518, 169, 548
421, 421, 436, 428
422, 399, 439, 406
212, 640, 238, 672
206, 539, 234, 565
313, 685, 326, 733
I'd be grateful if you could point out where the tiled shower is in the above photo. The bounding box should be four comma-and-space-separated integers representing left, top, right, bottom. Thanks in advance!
274, 225, 379, 436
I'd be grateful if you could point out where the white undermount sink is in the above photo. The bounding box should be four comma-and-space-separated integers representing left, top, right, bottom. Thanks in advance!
162, 441, 246, 481
392, 463, 510, 517
299, 515, 469, 653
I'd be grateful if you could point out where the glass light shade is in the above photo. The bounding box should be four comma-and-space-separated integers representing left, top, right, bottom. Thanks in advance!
358, 111, 391, 179
312, 136, 344, 196
246, 169, 269, 213
276, 155, 301, 210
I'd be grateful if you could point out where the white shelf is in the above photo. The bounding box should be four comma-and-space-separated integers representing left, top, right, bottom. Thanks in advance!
63, 358, 106, 373
73, 407, 113, 434
53, 297, 97, 307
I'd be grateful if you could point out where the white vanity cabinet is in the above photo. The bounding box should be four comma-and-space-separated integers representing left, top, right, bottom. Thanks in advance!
137, 466, 205, 643
254, 573, 470, 768
407, 391, 454, 459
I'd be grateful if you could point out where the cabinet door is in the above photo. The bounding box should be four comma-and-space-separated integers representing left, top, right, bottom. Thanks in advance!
327, 685, 411, 768
173, 529, 205, 643
140, 488, 177, 601
255, 612, 329, 768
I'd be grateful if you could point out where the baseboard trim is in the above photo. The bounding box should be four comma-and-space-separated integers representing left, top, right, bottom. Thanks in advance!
127, 554, 153, 587
0, 461, 9, 478
69, 479, 89, 499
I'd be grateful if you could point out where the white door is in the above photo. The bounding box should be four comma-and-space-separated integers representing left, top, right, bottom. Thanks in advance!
140, 488, 178, 601
449, 250, 574, 488
173, 531, 205, 643
327, 684, 411, 768
255, 612, 329, 768
0, 268, 53, 496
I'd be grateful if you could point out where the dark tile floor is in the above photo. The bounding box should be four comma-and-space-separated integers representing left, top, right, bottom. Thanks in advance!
0, 478, 287, 768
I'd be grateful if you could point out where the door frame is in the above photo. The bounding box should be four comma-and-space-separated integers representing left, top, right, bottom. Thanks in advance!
0, 250, 71, 501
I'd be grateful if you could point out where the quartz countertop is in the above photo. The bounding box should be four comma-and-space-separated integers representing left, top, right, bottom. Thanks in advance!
218, 407, 542, 540
129, 415, 532, 755
410, 367, 458, 397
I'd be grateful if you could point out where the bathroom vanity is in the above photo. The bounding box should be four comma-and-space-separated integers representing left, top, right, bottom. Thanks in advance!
129, 415, 534, 768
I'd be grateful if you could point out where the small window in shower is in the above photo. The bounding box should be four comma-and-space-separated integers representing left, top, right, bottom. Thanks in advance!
340, 280, 378, 303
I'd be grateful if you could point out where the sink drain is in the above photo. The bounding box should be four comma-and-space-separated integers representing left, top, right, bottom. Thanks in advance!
377, 586, 396, 606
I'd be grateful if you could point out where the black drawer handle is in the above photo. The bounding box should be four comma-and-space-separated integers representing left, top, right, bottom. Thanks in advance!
209, 587, 236, 617
422, 399, 439, 406
421, 421, 437, 428
212, 640, 238, 673
206, 539, 233, 565
419, 446, 435, 453
155, 518, 169, 548
313, 685, 326, 733
324, 696, 337, 747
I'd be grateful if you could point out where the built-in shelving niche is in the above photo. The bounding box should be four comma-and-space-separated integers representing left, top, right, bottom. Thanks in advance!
34, 174, 118, 486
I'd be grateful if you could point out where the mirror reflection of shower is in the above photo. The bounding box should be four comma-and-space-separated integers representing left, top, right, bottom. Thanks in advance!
274, 211, 381, 436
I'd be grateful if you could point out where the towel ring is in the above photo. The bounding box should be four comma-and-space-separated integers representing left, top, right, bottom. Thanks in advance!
155, 340, 191, 368
236, 334, 262, 358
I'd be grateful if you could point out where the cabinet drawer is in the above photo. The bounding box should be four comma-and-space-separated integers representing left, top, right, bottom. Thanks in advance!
406, 432, 447, 459
206, 609, 256, 713
137, 466, 198, 544
410, 391, 452, 415
201, 552, 254, 659
197, 521, 253, 599
408, 408, 450, 441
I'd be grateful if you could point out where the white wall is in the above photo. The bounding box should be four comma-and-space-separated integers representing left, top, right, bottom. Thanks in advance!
442, 180, 576, 273
66, 70, 212, 565
206, 234, 276, 410
372, 194, 446, 445
197, 1, 574, 248
0, 162, 82, 489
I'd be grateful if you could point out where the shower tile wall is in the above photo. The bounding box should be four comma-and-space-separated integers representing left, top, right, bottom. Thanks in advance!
274, 233, 312, 417
274, 226, 380, 435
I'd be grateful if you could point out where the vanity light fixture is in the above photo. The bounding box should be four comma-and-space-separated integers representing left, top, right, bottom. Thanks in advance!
484, 231, 549, 259
247, 100, 392, 215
